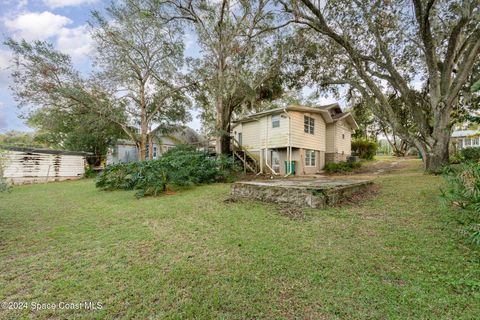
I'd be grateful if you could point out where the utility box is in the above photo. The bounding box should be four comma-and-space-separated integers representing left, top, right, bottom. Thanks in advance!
284, 160, 296, 175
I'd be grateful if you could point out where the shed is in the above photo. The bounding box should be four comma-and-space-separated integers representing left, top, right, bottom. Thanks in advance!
0, 146, 88, 184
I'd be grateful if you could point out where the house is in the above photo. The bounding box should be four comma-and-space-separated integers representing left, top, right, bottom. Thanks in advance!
107, 127, 205, 164
451, 130, 480, 151
0, 146, 88, 184
230, 103, 358, 175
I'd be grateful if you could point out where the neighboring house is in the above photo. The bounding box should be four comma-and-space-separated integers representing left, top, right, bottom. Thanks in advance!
451, 130, 480, 151
107, 127, 204, 164
231, 103, 358, 175
0, 146, 88, 184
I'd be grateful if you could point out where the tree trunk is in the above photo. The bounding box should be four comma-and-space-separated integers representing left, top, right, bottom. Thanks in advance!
215, 108, 231, 155
419, 108, 451, 173
423, 133, 450, 173
148, 134, 154, 160
139, 107, 147, 160
139, 132, 147, 161
139, 81, 148, 161
424, 148, 449, 173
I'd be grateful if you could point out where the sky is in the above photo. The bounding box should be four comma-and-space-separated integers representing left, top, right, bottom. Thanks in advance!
0, 0, 205, 133
0, 0, 337, 134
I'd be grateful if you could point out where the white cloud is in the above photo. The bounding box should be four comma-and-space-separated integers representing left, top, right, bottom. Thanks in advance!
4, 11, 72, 41
3, 11, 93, 62
56, 25, 93, 62
43, 0, 98, 9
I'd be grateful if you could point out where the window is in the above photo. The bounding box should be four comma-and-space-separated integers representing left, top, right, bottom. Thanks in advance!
238, 132, 242, 146
272, 115, 280, 128
304, 116, 315, 134
342, 133, 345, 139
473, 137, 480, 146
465, 138, 471, 147
153, 146, 158, 158
271, 151, 280, 173
305, 149, 316, 167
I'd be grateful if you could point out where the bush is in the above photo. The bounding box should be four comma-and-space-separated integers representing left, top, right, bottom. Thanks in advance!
461, 147, 480, 162
351, 139, 378, 160
324, 161, 361, 173
157, 145, 222, 186
84, 166, 98, 178
96, 145, 240, 197
449, 152, 463, 164
441, 163, 480, 245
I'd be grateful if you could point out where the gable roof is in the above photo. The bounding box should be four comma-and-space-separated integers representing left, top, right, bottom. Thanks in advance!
232, 104, 358, 130
332, 112, 359, 130
233, 105, 334, 124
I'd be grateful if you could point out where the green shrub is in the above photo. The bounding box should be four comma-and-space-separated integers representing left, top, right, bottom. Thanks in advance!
216, 154, 242, 182
449, 152, 463, 164
157, 145, 222, 186
441, 163, 480, 245
324, 161, 361, 173
96, 145, 240, 197
351, 139, 378, 160
84, 166, 98, 178
461, 147, 480, 162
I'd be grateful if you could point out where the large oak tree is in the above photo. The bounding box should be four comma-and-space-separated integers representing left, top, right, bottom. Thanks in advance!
91, 0, 191, 160
160, 0, 287, 154
281, 0, 480, 172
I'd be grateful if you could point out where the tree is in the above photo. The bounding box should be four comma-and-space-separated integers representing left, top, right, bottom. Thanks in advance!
161, 0, 287, 154
91, 0, 191, 160
6, 39, 130, 155
280, 0, 480, 172
0, 130, 38, 147
27, 107, 125, 165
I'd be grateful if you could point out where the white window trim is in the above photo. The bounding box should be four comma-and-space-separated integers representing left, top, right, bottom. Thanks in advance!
272, 114, 280, 128
305, 149, 316, 167
304, 115, 315, 135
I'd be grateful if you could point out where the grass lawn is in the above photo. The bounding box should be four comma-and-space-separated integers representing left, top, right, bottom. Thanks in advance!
1, 159, 479, 319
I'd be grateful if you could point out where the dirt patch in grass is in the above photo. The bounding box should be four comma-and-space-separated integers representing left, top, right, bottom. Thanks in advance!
356, 160, 407, 175
225, 196, 306, 220
223, 195, 244, 203
276, 204, 306, 220
333, 184, 381, 208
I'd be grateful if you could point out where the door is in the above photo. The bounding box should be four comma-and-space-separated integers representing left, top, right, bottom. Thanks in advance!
271, 150, 280, 173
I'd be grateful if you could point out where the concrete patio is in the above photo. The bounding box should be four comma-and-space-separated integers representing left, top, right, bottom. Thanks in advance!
231, 178, 373, 208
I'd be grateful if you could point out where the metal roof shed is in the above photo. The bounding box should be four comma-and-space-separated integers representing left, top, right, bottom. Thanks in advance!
0, 146, 89, 184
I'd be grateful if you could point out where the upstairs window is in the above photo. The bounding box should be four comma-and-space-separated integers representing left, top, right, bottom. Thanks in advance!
305, 149, 316, 167
272, 114, 280, 128
304, 116, 315, 134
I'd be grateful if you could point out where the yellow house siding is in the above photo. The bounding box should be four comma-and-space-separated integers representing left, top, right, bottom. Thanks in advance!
239, 121, 262, 150
326, 123, 336, 153
258, 113, 289, 148
335, 120, 352, 155
289, 111, 326, 151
